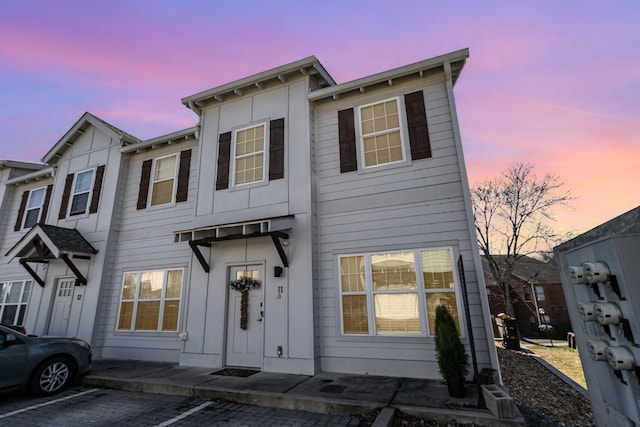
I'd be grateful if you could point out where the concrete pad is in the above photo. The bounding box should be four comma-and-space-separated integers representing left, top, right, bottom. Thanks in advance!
287, 372, 401, 405
197, 372, 310, 393
393, 378, 477, 408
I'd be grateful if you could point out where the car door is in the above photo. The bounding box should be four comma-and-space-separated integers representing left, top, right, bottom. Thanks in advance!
0, 329, 28, 390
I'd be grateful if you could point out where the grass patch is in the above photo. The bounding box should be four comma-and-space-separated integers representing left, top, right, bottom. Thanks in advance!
525, 343, 587, 389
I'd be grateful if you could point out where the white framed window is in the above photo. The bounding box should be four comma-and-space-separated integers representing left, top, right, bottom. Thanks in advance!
232, 123, 266, 186
117, 269, 183, 332
0, 280, 32, 326
358, 97, 406, 168
150, 154, 178, 207
339, 248, 462, 337
535, 286, 546, 302
69, 169, 94, 216
23, 187, 46, 229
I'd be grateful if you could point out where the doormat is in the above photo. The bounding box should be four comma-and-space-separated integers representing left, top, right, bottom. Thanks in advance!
210, 368, 259, 377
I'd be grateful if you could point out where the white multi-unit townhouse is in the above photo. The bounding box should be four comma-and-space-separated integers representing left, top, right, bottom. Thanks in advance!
0, 48, 498, 380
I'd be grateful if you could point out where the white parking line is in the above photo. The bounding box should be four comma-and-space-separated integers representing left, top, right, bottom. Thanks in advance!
0, 388, 99, 419
154, 401, 213, 426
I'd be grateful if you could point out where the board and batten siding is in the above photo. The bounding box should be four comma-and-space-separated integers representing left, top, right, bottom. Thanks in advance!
96, 142, 198, 362
312, 71, 489, 379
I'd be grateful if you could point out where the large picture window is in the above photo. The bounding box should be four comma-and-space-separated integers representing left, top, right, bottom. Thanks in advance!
150, 154, 178, 206
339, 248, 461, 336
0, 280, 32, 326
117, 269, 183, 332
233, 123, 265, 186
358, 97, 405, 168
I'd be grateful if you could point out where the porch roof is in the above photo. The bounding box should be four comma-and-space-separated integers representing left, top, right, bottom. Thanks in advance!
174, 215, 293, 272
6, 224, 97, 287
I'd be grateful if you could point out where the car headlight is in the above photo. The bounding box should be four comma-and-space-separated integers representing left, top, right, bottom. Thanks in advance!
71, 339, 91, 350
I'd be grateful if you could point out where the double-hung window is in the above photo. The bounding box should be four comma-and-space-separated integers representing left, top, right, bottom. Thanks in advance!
0, 280, 32, 326
535, 286, 546, 302
339, 248, 461, 336
233, 123, 266, 186
150, 154, 178, 206
69, 169, 94, 216
359, 97, 405, 168
23, 187, 46, 228
117, 269, 183, 332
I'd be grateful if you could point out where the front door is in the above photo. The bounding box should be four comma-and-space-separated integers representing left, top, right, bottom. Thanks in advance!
48, 278, 74, 336
226, 265, 264, 368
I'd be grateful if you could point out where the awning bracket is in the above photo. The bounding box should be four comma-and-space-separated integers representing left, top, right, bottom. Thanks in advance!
61, 254, 88, 286
19, 260, 45, 287
189, 240, 211, 273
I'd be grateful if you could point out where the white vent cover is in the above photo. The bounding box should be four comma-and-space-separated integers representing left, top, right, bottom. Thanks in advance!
606, 346, 635, 371
583, 262, 610, 284
569, 266, 588, 284
578, 302, 596, 321
594, 303, 622, 325
587, 340, 608, 361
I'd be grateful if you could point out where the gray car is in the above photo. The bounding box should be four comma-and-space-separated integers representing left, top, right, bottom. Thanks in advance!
0, 324, 92, 396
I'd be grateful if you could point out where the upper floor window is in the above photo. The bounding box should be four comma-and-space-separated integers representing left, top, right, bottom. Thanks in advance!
215, 118, 285, 191
137, 150, 192, 210
535, 286, 546, 302
233, 124, 266, 186
339, 247, 461, 337
359, 98, 405, 168
23, 187, 46, 228
69, 170, 94, 216
150, 154, 178, 206
0, 280, 32, 326
58, 165, 105, 220
338, 91, 432, 173
523, 286, 531, 302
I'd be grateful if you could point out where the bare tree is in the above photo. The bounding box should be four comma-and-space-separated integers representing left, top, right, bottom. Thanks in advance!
471, 162, 572, 316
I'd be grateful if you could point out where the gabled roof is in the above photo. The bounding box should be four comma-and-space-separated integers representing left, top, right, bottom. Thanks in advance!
6, 224, 97, 261
42, 112, 141, 164
5, 167, 54, 186
482, 255, 560, 284
307, 48, 469, 102
181, 56, 335, 113
0, 160, 46, 172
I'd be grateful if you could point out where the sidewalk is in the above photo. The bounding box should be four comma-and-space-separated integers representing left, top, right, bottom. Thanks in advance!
82, 359, 525, 426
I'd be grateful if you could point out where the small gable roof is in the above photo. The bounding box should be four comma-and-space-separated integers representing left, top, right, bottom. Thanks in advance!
6, 224, 97, 261
42, 112, 140, 164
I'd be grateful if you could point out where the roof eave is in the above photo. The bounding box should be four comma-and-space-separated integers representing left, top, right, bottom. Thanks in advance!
5, 167, 55, 186
308, 48, 469, 102
121, 126, 199, 154
181, 56, 336, 113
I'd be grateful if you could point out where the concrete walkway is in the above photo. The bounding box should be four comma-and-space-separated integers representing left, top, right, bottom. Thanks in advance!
82, 359, 525, 426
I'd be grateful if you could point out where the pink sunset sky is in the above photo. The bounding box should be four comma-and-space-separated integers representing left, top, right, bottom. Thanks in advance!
1, 1, 638, 238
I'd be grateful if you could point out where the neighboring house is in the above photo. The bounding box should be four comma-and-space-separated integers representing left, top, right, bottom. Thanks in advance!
555, 206, 640, 426
483, 256, 570, 338
0, 49, 499, 380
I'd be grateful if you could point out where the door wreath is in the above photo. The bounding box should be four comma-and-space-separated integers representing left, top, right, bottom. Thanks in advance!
229, 277, 261, 330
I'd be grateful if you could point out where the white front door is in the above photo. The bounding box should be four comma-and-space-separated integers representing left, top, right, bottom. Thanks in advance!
226, 265, 264, 368
49, 278, 74, 336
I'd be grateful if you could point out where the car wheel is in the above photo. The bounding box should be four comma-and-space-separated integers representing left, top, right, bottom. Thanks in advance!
30, 357, 74, 396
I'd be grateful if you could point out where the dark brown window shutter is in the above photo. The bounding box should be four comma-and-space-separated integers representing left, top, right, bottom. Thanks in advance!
338, 108, 357, 173
40, 184, 53, 223
404, 91, 431, 160
58, 174, 74, 219
216, 132, 231, 190
137, 159, 153, 210
14, 191, 29, 231
89, 165, 105, 214
269, 118, 285, 180
176, 149, 192, 202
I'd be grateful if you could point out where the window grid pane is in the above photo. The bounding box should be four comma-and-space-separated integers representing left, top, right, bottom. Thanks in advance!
0, 281, 30, 326
342, 295, 369, 334
426, 291, 460, 335
340, 256, 365, 292
234, 124, 265, 185
371, 252, 416, 290
374, 293, 421, 334
360, 99, 403, 167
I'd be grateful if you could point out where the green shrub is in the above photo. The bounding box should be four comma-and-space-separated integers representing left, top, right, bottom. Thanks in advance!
434, 305, 469, 380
